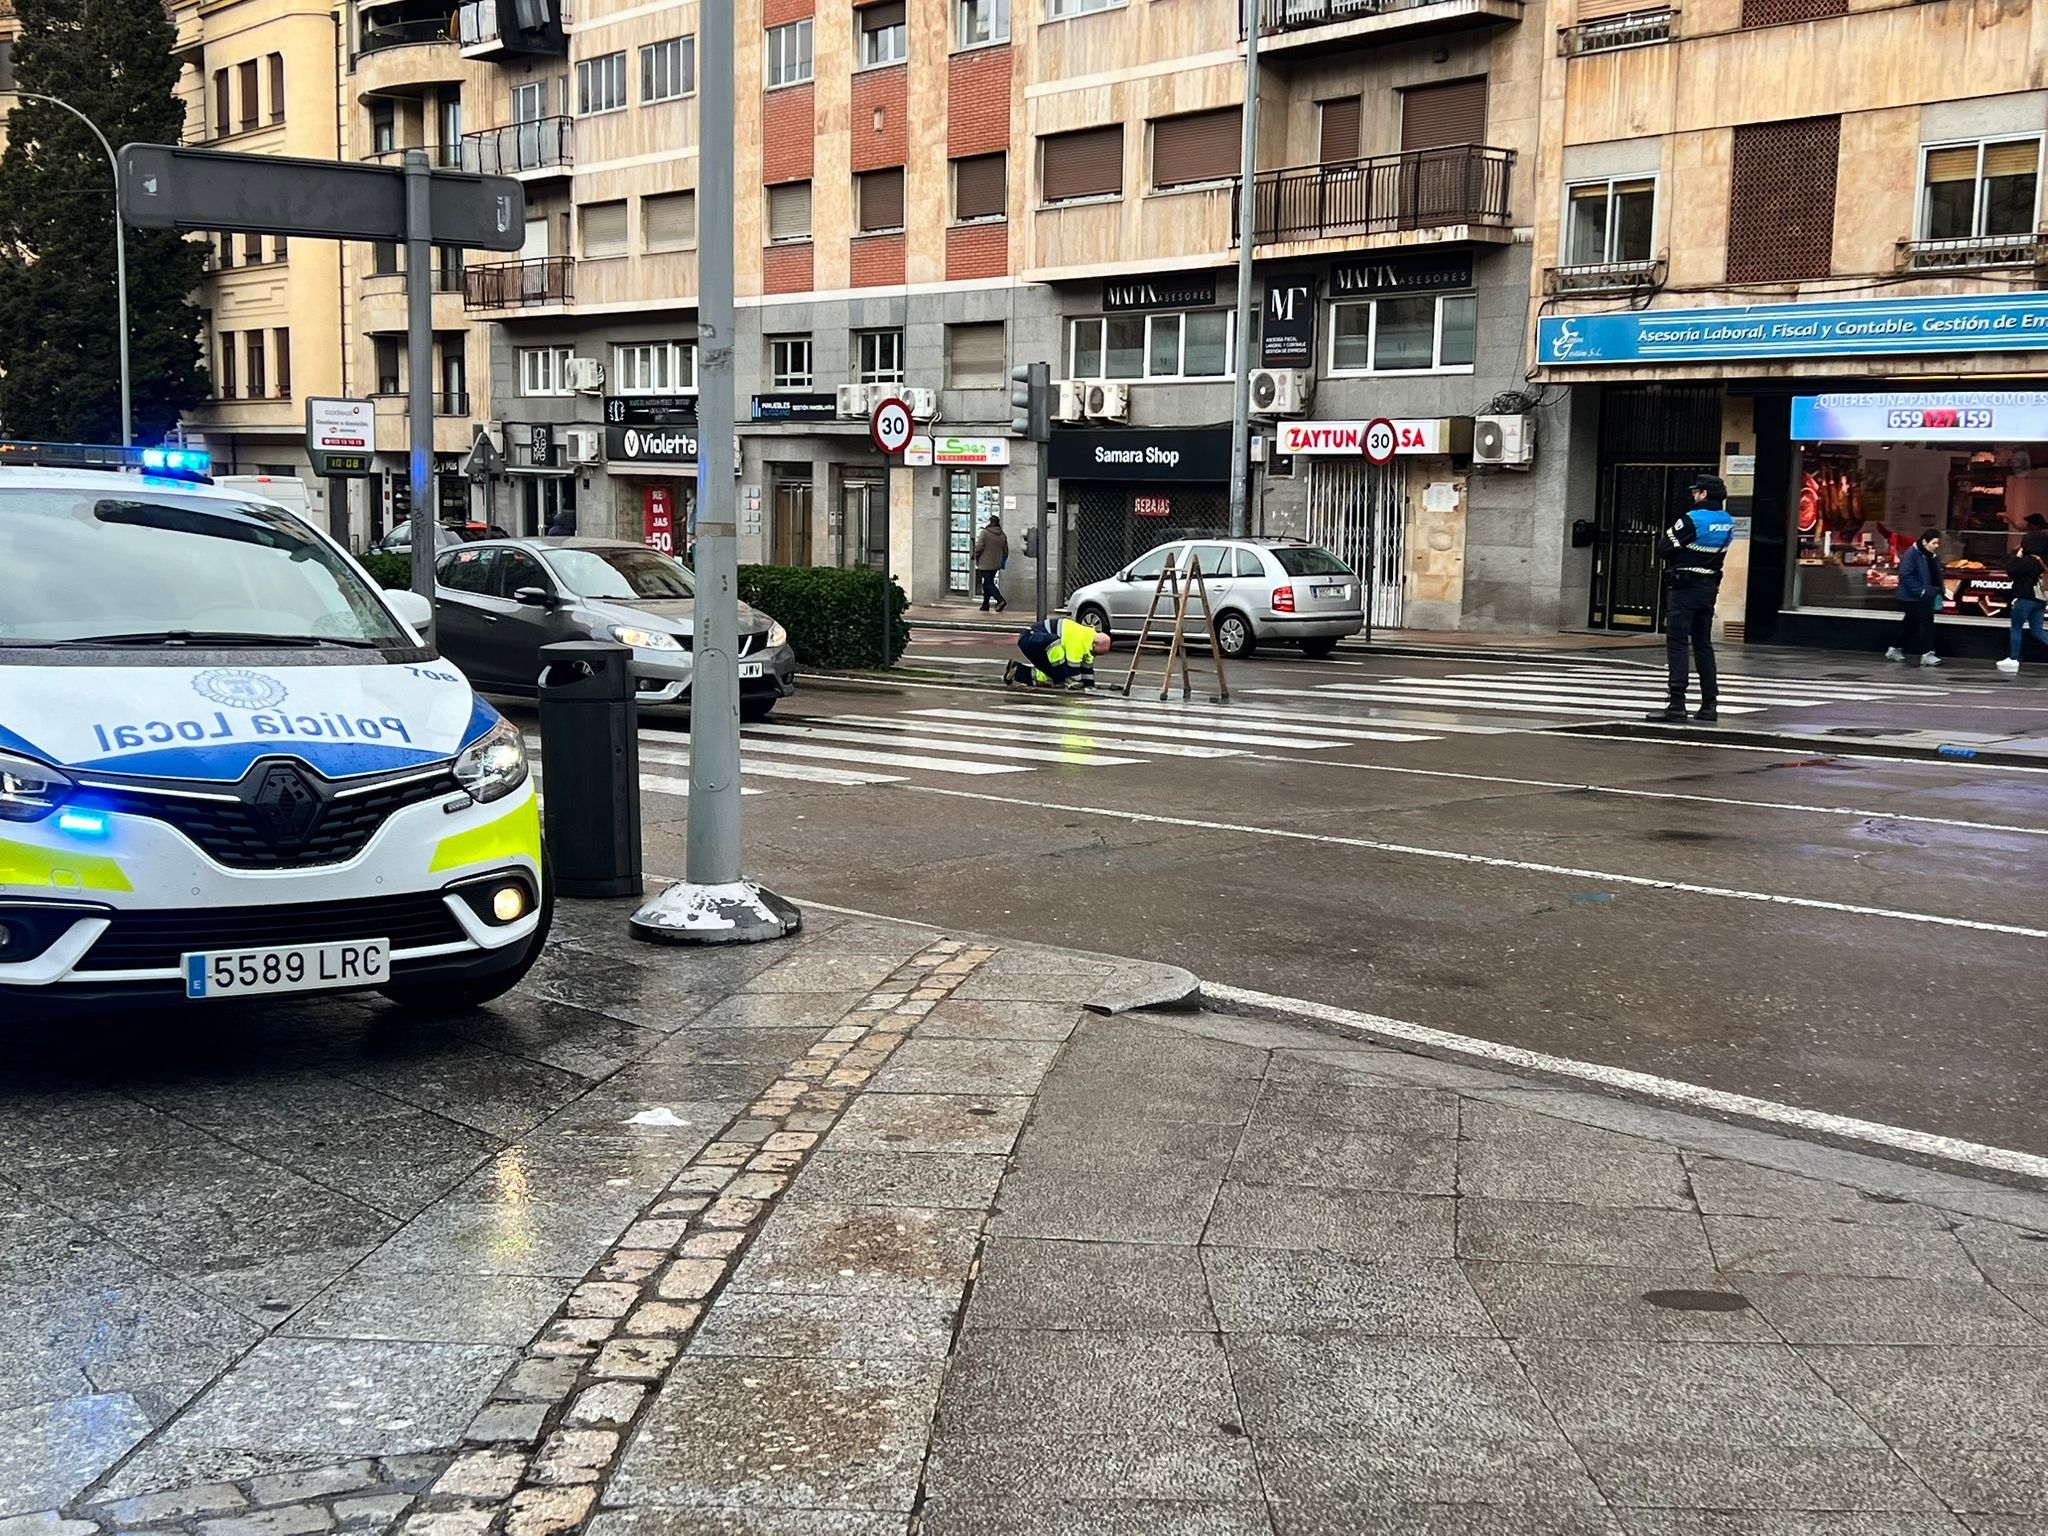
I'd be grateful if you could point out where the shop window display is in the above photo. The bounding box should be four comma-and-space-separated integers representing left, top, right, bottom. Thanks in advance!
1793, 441, 2048, 617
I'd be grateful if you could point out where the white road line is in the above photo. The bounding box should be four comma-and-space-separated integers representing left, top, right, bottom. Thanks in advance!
1559, 729, 2048, 773
531, 766, 763, 798
1074, 694, 1450, 741
635, 741, 901, 787
739, 738, 1029, 775
983, 701, 1424, 748
1201, 982, 2048, 1183
749, 720, 1144, 767
1543, 666, 1966, 698
1236, 752, 2048, 837
1325, 681, 1770, 714
837, 712, 1242, 759
1310, 689, 1648, 718
1227, 690, 1520, 733
899, 784, 2048, 940
1436, 674, 1880, 707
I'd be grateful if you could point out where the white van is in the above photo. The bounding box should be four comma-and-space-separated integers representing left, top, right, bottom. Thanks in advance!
216, 473, 319, 526
0, 459, 550, 1014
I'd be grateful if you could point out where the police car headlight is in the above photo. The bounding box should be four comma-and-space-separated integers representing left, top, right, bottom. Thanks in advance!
0, 751, 72, 823
453, 720, 529, 805
612, 625, 682, 651
767, 621, 788, 649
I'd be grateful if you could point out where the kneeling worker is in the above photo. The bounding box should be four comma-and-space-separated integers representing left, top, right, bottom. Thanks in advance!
1006, 618, 1111, 688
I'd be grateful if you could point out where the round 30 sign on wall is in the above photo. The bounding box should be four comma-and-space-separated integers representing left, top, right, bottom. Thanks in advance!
1362, 418, 1399, 465
869, 397, 915, 455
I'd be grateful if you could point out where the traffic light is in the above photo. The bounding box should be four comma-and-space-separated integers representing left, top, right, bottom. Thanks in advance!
1008, 361, 1050, 443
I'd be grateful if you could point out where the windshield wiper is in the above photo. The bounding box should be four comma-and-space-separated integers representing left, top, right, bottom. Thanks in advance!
48, 630, 381, 650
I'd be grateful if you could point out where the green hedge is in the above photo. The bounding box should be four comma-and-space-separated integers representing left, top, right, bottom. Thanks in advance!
359, 552, 411, 591
739, 564, 910, 670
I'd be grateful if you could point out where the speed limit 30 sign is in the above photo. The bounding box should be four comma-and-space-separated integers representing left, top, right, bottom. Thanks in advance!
1362, 418, 1399, 465
870, 397, 916, 455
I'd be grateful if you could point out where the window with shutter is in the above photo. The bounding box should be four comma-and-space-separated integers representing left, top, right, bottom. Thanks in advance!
857, 168, 906, 232
267, 54, 285, 123
1922, 138, 2041, 241
945, 323, 1005, 388
953, 153, 1007, 221
274, 328, 292, 397
213, 69, 230, 136
237, 61, 259, 130
1041, 125, 1123, 204
859, 0, 908, 67
644, 192, 697, 251
1577, 0, 1659, 15
1740, 0, 1845, 24
768, 181, 813, 242
1726, 116, 1839, 283
1151, 108, 1242, 190
1400, 77, 1486, 150
580, 201, 629, 259
1319, 97, 1361, 165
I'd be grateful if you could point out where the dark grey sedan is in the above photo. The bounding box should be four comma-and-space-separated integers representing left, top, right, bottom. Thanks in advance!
432, 537, 797, 719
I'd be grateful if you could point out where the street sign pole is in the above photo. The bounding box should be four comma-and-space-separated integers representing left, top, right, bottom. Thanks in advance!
867, 397, 914, 667
404, 151, 435, 641
630, 0, 799, 949
327, 475, 348, 546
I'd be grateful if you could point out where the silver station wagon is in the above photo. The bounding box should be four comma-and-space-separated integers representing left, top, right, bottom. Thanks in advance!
1066, 537, 1366, 659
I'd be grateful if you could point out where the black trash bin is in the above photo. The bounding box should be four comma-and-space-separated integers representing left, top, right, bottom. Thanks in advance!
537, 640, 642, 897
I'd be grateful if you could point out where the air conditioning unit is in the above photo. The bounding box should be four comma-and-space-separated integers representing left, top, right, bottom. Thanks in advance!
564, 428, 602, 466
1248, 368, 1308, 418
1054, 380, 1088, 423
1473, 413, 1535, 468
566, 357, 605, 393
902, 388, 938, 420
1084, 381, 1130, 422
836, 383, 878, 419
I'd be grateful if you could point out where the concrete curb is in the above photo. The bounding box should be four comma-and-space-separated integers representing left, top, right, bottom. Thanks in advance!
1565, 718, 2048, 770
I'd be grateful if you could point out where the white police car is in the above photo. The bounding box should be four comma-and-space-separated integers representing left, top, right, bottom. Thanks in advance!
0, 447, 549, 1013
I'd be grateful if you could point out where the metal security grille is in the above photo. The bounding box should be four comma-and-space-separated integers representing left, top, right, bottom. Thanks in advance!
1740, 0, 1845, 24
1727, 117, 1839, 283
1062, 486, 1228, 593
1306, 459, 1405, 629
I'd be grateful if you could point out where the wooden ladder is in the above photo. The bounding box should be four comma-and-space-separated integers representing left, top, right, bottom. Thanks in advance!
1113, 549, 1230, 703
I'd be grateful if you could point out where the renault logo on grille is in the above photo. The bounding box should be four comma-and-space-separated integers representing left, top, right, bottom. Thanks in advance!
251, 763, 322, 846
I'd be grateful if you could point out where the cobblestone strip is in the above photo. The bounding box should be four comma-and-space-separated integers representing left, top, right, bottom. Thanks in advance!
51, 939, 995, 1536
419, 937, 994, 1536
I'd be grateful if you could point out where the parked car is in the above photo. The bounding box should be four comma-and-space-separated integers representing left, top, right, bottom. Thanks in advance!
1066, 537, 1364, 659
369, 520, 505, 557
432, 537, 797, 719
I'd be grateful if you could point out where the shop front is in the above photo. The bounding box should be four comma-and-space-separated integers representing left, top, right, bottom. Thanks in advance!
604, 396, 699, 556
1775, 389, 2048, 650
908, 434, 1012, 598
1047, 425, 1234, 595
1276, 418, 1472, 631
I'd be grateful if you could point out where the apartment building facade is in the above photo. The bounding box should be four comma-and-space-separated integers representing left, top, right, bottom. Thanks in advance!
1530, 0, 2048, 655
168, 0, 352, 504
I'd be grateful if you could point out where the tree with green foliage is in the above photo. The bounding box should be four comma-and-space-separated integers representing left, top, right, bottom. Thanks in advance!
0, 0, 209, 444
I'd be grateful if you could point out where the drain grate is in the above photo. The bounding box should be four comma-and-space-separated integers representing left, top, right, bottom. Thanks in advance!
1642, 1288, 1753, 1313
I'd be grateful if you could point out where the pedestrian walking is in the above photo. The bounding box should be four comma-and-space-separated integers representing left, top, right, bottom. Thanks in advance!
1996, 514, 2048, 673
973, 515, 1009, 613
1885, 530, 1944, 668
1645, 473, 1734, 724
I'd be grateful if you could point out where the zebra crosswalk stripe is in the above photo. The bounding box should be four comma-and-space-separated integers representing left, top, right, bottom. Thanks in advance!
845, 712, 1243, 759
1324, 682, 1766, 714
983, 700, 1425, 749
1311, 687, 1675, 718
636, 740, 901, 786
738, 737, 1030, 775
1436, 672, 1888, 706
747, 720, 1144, 767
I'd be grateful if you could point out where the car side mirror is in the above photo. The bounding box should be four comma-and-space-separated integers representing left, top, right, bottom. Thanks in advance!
513, 586, 557, 607
384, 589, 432, 633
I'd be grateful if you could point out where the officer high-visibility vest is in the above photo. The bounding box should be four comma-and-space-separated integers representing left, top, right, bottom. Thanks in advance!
1044, 618, 1099, 668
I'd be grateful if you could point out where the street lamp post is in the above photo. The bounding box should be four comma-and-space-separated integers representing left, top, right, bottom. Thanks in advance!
1, 91, 132, 447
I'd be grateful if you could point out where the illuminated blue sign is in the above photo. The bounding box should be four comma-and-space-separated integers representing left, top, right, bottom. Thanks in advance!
1538, 293, 2048, 367
1791, 392, 2048, 443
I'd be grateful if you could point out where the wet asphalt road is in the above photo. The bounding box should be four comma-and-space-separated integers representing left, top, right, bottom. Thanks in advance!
603, 636, 2048, 1159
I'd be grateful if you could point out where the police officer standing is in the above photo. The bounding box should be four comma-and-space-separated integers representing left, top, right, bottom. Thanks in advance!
1646, 473, 1735, 724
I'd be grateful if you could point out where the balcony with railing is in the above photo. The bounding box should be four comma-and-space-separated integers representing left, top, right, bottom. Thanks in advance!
463, 256, 574, 311
1545, 257, 1665, 295
1253, 0, 1522, 54
1236, 146, 1514, 251
464, 117, 573, 178
1897, 231, 2047, 273
356, 0, 458, 55
1558, 7, 1674, 54
353, 0, 464, 93
456, 0, 568, 58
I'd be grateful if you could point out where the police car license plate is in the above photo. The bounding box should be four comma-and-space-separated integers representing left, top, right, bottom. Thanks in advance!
183, 940, 390, 1000
739, 661, 764, 678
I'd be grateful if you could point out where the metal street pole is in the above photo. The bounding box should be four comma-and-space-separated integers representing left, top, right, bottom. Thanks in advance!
1226, 0, 1260, 538
403, 151, 436, 644
5, 92, 131, 447
631, 0, 798, 948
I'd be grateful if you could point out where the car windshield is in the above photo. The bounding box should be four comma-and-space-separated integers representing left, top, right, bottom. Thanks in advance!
1269, 546, 1351, 577
544, 547, 696, 600
0, 488, 410, 649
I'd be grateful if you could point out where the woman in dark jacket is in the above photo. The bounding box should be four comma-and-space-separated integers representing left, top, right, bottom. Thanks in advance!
1888, 531, 1944, 666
